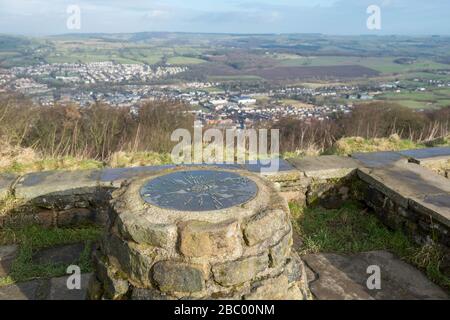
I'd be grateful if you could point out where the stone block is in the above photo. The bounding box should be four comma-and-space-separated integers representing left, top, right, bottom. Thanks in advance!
409, 194, 450, 228
152, 261, 205, 293
212, 254, 269, 287
0, 279, 44, 300
33, 243, 85, 265
303, 251, 449, 300
35, 210, 56, 228
99, 165, 175, 188
269, 232, 292, 267
358, 163, 450, 208
93, 251, 129, 299
399, 147, 450, 164
288, 155, 359, 179
104, 234, 154, 287
14, 169, 101, 201
57, 208, 94, 227
131, 287, 176, 300
244, 274, 294, 300
117, 214, 177, 251
0, 244, 18, 277
48, 273, 92, 300
179, 219, 242, 259
352, 151, 408, 168
244, 209, 287, 246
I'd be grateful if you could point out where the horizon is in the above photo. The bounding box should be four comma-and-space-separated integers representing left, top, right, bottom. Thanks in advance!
4, 31, 450, 39
1, 0, 450, 36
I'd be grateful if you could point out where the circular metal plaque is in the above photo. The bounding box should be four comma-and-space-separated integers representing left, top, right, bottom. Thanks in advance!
140, 170, 258, 211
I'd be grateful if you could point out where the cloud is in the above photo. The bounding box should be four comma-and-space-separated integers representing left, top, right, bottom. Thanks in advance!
0, 0, 449, 35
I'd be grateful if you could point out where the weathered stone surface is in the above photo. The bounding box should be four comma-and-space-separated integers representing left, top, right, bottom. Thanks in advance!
269, 232, 292, 267
117, 215, 177, 251
212, 254, 269, 287
357, 163, 450, 208
284, 255, 303, 283
104, 234, 154, 287
57, 208, 95, 227
35, 210, 55, 227
152, 261, 205, 293
244, 210, 287, 246
288, 155, 359, 179
409, 194, 450, 228
352, 151, 408, 168
0, 173, 17, 199
244, 274, 294, 300
32, 243, 85, 266
179, 219, 242, 259
303, 251, 449, 300
93, 252, 129, 299
399, 147, 450, 163
243, 159, 295, 174
87, 275, 104, 300
0, 279, 45, 300
100, 165, 175, 188
131, 287, 177, 300
14, 169, 101, 201
280, 191, 306, 204
48, 273, 91, 300
0, 244, 18, 277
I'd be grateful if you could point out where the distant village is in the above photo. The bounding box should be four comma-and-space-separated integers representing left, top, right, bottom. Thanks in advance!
1, 61, 450, 129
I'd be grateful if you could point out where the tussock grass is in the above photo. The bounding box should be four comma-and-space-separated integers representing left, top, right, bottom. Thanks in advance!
0, 193, 22, 217
290, 201, 450, 290
108, 151, 172, 168
329, 134, 425, 155
0, 225, 103, 286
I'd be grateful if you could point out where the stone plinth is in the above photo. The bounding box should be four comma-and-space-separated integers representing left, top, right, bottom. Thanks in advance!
88, 167, 309, 300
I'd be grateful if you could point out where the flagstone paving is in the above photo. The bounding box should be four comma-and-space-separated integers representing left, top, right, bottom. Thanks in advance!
303, 251, 448, 300
0, 274, 91, 300
399, 147, 450, 164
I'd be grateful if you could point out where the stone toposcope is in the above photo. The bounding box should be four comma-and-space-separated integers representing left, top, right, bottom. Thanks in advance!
88, 167, 310, 300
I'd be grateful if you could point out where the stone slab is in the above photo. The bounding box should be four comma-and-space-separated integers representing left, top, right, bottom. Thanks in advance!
14, 170, 101, 200
303, 251, 448, 300
352, 151, 408, 168
357, 163, 450, 208
399, 147, 450, 163
0, 280, 46, 300
243, 159, 295, 174
288, 155, 359, 179
32, 243, 86, 266
0, 173, 18, 199
48, 273, 91, 300
0, 244, 18, 277
409, 194, 450, 227
99, 165, 175, 188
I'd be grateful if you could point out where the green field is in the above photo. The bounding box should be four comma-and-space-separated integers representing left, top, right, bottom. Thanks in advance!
207, 75, 264, 81
167, 56, 207, 65
377, 88, 450, 109
277, 55, 450, 75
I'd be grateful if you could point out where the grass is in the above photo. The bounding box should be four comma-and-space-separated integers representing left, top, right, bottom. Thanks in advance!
277, 56, 450, 74
329, 135, 425, 155
0, 157, 104, 175
290, 201, 450, 290
167, 56, 206, 65
0, 225, 103, 287
377, 88, 450, 109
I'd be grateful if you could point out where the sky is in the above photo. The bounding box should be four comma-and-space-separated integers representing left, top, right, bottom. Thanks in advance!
0, 0, 449, 36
